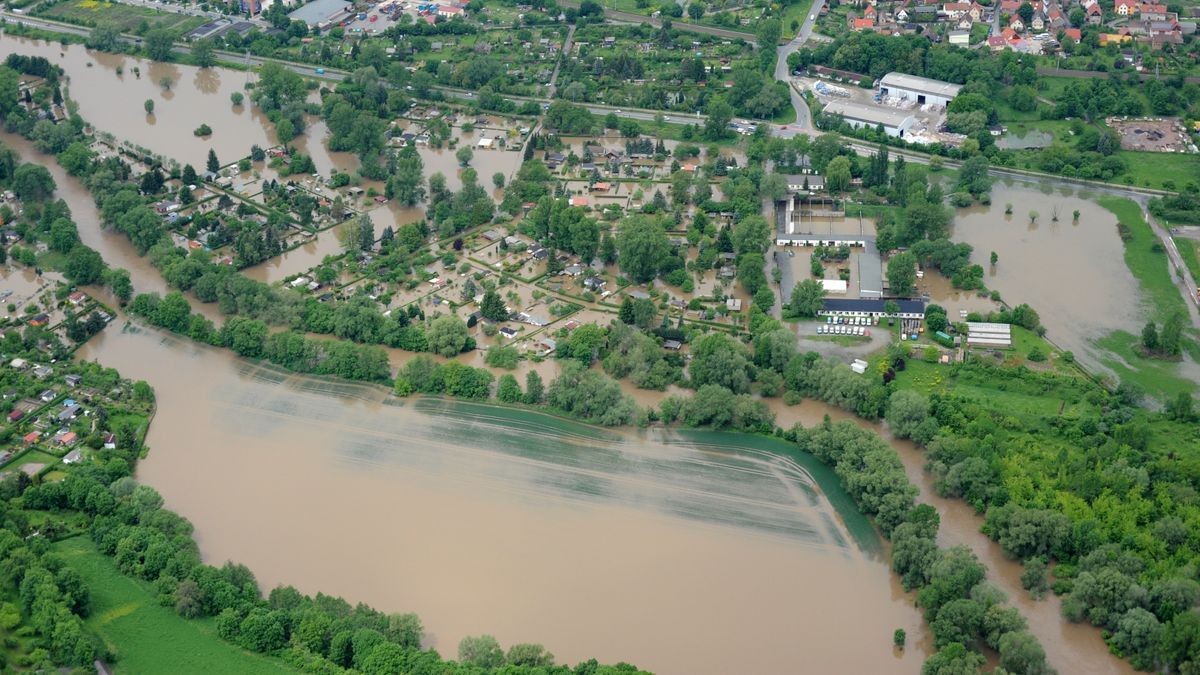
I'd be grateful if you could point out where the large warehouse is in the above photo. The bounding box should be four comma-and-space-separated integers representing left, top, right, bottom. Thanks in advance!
879, 72, 963, 107
822, 100, 915, 138
289, 0, 352, 28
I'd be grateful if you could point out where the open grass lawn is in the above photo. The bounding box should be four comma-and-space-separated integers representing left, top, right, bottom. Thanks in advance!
42, 0, 206, 33
994, 99, 1043, 123
1175, 236, 1200, 282
1095, 330, 1197, 400
55, 537, 296, 675
1117, 151, 1200, 191
780, 0, 816, 33
600, 0, 652, 13
6, 450, 60, 473
1001, 118, 1076, 141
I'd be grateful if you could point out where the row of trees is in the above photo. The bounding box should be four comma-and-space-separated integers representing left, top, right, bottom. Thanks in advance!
794, 412, 1052, 674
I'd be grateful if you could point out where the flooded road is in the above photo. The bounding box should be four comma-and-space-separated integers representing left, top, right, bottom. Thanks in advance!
76, 323, 929, 675
953, 182, 1142, 369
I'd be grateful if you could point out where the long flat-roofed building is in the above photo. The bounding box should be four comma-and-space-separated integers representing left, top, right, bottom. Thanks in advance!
822, 100, 915, 138
879, 72, 963, 107
289, 0, 352, 28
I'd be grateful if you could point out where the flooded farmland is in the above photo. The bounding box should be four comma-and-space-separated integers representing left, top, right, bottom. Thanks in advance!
76, 323, 929, 675
953, 182, 1143, 369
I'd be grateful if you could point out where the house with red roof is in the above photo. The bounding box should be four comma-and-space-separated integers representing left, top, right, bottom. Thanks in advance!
1139, 3, 1167, 20
1114, 0, 1137, 15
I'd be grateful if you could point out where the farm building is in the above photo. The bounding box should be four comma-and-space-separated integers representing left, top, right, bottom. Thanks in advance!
878, 72, 963, 107
966, 321, 1012, 348
822, 100, 915, 138
819, 298, 926, 319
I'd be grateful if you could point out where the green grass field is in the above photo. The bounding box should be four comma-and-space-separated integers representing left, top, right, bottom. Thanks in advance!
1175, 236, 1200, 282
1095, 330, 1197, 400
55, 537, 295, 675
5, 450, 60, 474
1100, 197, 1184, 317
780, 0, 816, 34
1117, 151, 1200, 191
42, 0, 206, 33
1095, 198, 1197, 401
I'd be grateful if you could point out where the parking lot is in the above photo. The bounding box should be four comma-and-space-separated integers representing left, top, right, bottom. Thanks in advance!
342, 1, 439, 36
814, 314, 878, 338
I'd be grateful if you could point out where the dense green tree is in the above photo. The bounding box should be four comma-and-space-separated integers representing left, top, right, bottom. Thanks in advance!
458, 634, 504, 668
887, 252, 918, 296
788, 279, 826, 318
524, 370, 545, 405
689, 333, 752, 393
825, 156, 852, 194
617, 216, 669, 283
191, 39, 215, 68
480, 289, 508, 322
64, 246, 105, 285
144, 28, 176, 62
497, 374, 523, 403
12, 164, 55, 202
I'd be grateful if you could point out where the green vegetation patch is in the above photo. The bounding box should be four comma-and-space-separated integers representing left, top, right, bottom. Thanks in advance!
54, 537, 296, 675
1116, 151, 1200, 192
1175, 236, 1200, 282
41, 0, 206, 33
1099, 197, 1183, 317
1095, 330, 1197, 400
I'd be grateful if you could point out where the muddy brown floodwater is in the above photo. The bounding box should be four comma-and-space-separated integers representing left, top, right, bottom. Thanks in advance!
954, 182, 1142, 371
76, 322, 931, 675
4, 31, 1138, 673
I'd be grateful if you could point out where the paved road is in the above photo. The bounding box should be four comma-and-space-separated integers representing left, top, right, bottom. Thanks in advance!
773, 0, 824, 134
546, 24, 576, 99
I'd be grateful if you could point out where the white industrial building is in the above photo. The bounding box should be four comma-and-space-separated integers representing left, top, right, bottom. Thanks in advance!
822, 100, 915, 138
878, 72, 963, 108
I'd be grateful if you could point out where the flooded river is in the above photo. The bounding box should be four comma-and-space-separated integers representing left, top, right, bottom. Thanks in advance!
77, 324, 929, 674
2, 31, 1139, 674
953, 182, 1142, 370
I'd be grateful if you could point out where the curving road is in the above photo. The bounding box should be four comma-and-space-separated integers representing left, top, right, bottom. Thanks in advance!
773, 0, 824, 134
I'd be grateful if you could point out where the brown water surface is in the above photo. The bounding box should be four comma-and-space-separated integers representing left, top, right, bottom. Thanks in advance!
76, 323, 930, 675
953, 183, 1142, 370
